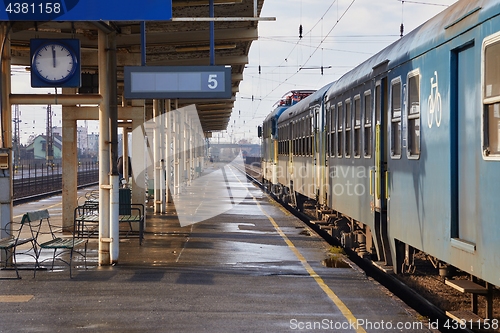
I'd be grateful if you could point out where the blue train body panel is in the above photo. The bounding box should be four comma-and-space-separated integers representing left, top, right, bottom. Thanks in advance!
261, 0, 500, 288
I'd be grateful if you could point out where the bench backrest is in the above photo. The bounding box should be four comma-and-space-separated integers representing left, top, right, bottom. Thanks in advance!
21, 209, 50, 224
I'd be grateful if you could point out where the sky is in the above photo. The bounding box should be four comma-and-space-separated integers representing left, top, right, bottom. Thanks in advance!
226, 0, 458, 143
11, 0, 458, 145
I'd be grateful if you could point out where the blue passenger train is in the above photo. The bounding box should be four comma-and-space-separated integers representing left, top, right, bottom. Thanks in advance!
262, 0, 500, 318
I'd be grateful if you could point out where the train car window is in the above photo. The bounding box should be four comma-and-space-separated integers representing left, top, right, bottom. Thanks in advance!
483, 37, 500, 157
308, 116, 312, 156
298, 120, 302, 156
345, 99, 352, 158
354, 95, 361, 157
330, 104, 336, 157
337, 102, 343, 157
364, 91, 372, 157
390, 78, 402, 158
375, 84, 382, 125
326, 105, 330, 156
407, 71, 421, 158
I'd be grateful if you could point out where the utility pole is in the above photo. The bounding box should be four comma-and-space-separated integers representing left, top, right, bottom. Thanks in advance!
12, 105, 21, 169
46, 104, 53, 162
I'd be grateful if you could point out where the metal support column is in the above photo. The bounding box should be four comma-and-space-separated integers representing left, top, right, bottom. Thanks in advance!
122, 127, 129, 184
98, 28, 111, 265
108, 31, 119, 264
173, 108, 180, 195
153, 99, 166, 213
0, 23, 12, 248
181, 112, 186, 188
130, 99, 145, 209
165, 100, 172, 203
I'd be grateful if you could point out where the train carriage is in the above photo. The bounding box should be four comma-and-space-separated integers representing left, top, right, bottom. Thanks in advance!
261, 90, 314, 193
262, 0, 500, 319
276, 84, 332, 207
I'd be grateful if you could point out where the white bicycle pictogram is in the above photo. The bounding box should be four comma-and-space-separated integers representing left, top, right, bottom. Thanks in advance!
427, 71, 442, 128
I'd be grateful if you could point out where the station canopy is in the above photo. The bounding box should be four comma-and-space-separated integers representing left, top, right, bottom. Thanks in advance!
8, 0, 267, 133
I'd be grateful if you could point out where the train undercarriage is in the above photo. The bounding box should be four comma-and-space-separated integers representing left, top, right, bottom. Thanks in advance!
262, 179, 497, 321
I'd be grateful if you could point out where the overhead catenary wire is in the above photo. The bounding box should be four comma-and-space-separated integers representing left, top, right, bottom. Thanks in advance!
250, 0, 356, 119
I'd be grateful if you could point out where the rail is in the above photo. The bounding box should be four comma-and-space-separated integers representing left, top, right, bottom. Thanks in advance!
13, 161, 98, 202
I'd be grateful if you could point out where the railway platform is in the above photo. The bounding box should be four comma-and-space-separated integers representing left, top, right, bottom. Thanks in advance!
0, 163, 436, 333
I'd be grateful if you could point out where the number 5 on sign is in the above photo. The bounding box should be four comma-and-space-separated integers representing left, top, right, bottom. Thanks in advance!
208, 74, 218, 89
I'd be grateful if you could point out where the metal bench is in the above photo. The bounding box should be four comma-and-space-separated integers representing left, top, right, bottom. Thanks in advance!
74, 201, 144, 245
0, 215, 37, 279
26, 209, 89, 278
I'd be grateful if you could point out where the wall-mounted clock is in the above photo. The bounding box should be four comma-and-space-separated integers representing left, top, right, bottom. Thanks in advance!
30, 39, 81, 88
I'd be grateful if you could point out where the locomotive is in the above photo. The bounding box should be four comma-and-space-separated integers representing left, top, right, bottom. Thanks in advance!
262, 0, 500, 319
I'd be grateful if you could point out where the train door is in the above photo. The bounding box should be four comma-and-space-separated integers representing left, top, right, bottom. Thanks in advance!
313, 105, 322, 204
451, 43, 477, 244
289, 120, 296, 206
372, 78, 391, 264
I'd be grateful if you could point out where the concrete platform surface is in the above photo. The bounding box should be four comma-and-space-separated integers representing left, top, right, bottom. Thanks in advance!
0, 165, 435, 333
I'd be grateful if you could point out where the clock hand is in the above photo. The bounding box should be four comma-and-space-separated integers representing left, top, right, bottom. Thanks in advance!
52, 45, 56, 68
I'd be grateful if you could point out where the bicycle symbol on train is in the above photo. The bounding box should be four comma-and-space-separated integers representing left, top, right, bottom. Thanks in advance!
427, 71, 442, 128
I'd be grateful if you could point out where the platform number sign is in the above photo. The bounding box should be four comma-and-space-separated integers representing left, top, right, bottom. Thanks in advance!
124, 66, 232, 99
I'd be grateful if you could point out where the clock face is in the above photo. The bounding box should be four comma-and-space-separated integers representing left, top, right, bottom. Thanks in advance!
32, 43, 77, 83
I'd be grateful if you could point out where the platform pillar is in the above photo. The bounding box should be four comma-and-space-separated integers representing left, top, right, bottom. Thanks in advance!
165, 100, 172, 203
61, 89, 78, 230
173, 108, 180, 195
0, 23, 12, 250
98, 28, 111, 265
153, 99, 166, 213
130, 99, 145, 208
122, 127, 129, 185
108, 30, 119, 264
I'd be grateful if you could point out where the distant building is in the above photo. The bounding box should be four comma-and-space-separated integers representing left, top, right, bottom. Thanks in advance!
25, 134, 62, 160
53, 126, 99, 158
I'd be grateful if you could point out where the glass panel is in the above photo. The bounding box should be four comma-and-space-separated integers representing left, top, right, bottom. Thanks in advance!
408, 118, 420, 155
345, 100, 351, 158
345, 100, 351, 130
337, 103, 343, 157
355, 98, 361, 127
391, 121, 401, 156
407, 74, 420, 157
364, 126, 372, 157
354, 97, 361, 157
408, 75, 420, 115
375, 85, 381, 125
364, 93, 372, 124
392, 82, 401, 118
485, 42, 500, 99
487, 103, 500, 155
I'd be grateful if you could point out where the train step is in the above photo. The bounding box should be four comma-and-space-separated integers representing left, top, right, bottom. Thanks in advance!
445, 310, 483, 327
310, 220, 330, 226
445, 279, 488, 294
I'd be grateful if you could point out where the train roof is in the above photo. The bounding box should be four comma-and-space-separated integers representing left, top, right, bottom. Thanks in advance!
326, 0, 500, 99
263, 90, 316, 124
278, 82, 334, 125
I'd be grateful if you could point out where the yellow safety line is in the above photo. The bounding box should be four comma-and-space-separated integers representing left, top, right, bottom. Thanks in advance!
229, 166, 366, 333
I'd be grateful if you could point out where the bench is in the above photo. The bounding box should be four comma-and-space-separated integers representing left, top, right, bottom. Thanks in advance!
0, 215, 37, 279
24, 209, 89, 278
74, 202, 144, 245
119, 203, 145, 245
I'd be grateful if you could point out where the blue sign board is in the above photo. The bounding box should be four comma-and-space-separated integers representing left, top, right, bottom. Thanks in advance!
124, 66, 232, 99
0, 0, 172, 21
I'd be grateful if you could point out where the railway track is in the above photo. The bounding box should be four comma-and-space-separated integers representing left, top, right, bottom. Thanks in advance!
13, 169, 98, 205
238, 161, 474, 333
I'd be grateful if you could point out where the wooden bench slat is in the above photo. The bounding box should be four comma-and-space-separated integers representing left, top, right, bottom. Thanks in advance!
40, 238, 86, 249
0, 237, 32, 249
